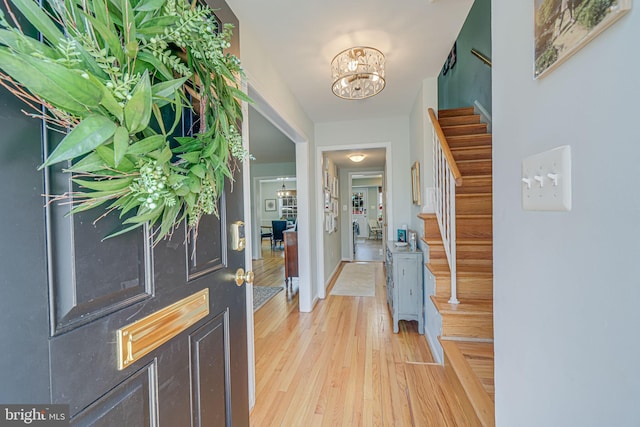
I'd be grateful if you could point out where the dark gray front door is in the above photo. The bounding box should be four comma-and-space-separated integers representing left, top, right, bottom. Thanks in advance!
0, 1, 249, 425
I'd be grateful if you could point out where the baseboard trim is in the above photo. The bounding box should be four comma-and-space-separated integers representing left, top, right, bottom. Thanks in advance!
473, 100, 492, 133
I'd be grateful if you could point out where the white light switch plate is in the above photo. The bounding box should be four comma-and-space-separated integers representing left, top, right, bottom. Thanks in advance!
522, 145, 571, 211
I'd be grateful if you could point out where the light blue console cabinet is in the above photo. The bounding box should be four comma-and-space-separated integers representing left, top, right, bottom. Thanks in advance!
385, 242, 424, 334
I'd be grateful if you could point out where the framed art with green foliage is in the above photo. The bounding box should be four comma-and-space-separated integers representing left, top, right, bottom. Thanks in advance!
0, 0, 252, 243
534, 0, 631, 78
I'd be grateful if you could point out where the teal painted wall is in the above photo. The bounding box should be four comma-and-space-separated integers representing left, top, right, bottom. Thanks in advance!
438, 0, 492, 114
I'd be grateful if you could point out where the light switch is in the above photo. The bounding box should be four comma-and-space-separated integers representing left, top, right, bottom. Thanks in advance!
522, 145, 571, 211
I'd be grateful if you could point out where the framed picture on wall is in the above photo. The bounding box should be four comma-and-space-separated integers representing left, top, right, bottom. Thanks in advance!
265, 199, 276, 212
534, 0, 632, 78
411, 161, 421, 205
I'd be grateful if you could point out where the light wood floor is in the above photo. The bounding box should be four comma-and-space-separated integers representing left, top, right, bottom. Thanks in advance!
354, 237, 384, 262
250, 248, 481, 426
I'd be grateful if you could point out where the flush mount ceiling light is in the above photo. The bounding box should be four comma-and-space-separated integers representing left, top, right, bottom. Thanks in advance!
349, 153, 366, 163
331, 46, 386, 100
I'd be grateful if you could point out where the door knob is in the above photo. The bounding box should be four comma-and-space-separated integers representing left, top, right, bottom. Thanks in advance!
235, 268, 254, 286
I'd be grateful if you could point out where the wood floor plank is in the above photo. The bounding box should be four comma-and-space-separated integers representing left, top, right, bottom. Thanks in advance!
250, 244, 481, 426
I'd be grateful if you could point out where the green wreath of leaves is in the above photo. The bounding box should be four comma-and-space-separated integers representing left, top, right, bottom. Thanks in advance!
0, 0, 252, 243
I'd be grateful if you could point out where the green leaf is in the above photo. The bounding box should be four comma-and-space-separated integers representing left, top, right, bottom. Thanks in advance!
0, 29, 59, 58
102, 222, 144, 241
95, 145, 136, 172
41, 115, 118, 168
184, 192, 196, 209
136, 51, 174, 80
68, 198, 110, 214
121, 0, 137, 46
123, 203, 164, 225
82, 12, 126, 66
12, 0, 65, 45
127, 134, 165, 155
190, 164, 205, 178
137, 16, 180, 36
179, 151, 201, 164
0, 49, 99, 115
158, 202, 180, 241
174, 183, 189, 196
229, 86, 253, 104
90, 0, 109, 29
186, 174, 201, 193
113, 126, 130, 166
67, 152, 108, 173
155, 146, 173, 164
152, 77, 188, 101
72, 177, 133, 191
134, 0, 166, 12
96, 145, 116, 168
124, 70, 152, 133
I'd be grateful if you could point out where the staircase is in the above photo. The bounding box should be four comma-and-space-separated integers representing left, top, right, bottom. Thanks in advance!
420, 106, 495, 426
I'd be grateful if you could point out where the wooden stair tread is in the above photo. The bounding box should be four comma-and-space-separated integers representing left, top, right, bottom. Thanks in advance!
450, 144, 492, 151
427, 261, 493, 276
457, 193, 492, 198
440, 339, 495, 426
438, 115, 481, 126
442, 123, 488, 134
446, 134, 493, 148
457, 214, 492, 219
438, 107, 475, 117
431, 296, 493, 315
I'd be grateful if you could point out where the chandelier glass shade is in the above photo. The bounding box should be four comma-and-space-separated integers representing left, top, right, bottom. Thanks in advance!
331, 46, 386, 100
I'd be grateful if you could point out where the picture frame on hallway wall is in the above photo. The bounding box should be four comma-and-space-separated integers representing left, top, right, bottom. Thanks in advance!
534, 0, 632, 78
411, 161, 421, 205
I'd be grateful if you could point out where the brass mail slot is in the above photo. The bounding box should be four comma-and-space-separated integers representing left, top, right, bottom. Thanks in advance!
117, 288, 209, 370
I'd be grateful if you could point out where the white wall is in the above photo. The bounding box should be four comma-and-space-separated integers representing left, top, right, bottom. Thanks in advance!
493, 3, 640, 426
322, 156, 342, 282
236, 20, 317, 310
316, 117, 411, 238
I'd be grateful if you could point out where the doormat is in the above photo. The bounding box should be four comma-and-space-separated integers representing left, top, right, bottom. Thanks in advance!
253, 286, 283, 312
330, 263, 376, 297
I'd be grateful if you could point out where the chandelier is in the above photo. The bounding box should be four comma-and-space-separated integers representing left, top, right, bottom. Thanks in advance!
277, 183, 292, 198
331, 46, 386, 100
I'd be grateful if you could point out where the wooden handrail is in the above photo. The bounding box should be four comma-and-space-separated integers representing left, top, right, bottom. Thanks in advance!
428, 108, 463, 186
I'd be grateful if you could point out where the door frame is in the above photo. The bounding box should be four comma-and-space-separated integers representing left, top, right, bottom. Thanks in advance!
242, 83, 312, 408
348, 171, 385, 261
315, 143, 393, 299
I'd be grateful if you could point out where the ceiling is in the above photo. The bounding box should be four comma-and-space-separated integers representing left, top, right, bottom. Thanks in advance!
238, 0, 474, 168
227, 0, 474, 123
325, 148, 386, 169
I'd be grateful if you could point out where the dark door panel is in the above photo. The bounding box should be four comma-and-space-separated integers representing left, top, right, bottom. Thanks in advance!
0, 0, 249, 424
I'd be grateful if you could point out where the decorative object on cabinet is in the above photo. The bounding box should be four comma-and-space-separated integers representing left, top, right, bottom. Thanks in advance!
386, 242, 424, 334
283, 230, 298, 292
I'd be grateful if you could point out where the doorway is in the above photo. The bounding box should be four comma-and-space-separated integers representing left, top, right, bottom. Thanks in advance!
315, 146, 392, 299
351, 172, 385, 262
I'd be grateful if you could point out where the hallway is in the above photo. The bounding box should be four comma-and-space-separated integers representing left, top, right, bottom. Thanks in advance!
354, 237, 384, 262
249, 261, 481, 426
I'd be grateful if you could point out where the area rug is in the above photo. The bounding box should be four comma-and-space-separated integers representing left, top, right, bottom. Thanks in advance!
330, 263, 376, 297
253, 286, 283, 312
